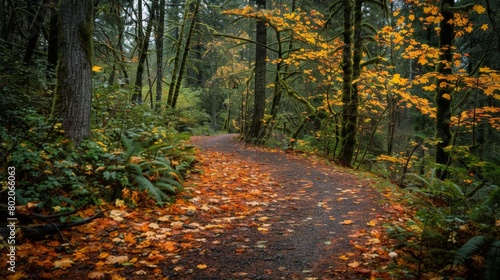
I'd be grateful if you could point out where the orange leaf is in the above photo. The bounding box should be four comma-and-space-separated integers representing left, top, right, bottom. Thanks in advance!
88, 271, 105, 279
53, 258, 74, 269
348, 260, 360, 268
98, 252, 109, 259
341, 220, 354, 225
197, 264, 208, 269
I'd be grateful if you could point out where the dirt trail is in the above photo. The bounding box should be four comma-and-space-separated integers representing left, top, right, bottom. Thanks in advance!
175, 134, 387, 279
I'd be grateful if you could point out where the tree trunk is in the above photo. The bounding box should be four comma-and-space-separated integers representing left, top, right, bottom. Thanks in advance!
131, 2, 156, 104
55, 0, 93, 145
170, 0, 201, 108
23, 0, 49, 65
47, 0, 58, 78
245, 0, 267, 142
338, 0, 354, 166
155, 0, 165, 111
166, 0, 188, 107
435, 0, 454, 180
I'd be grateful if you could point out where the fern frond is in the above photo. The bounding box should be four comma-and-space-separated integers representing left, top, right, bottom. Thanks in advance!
143, 143, 176, 154
126, 163, 143, 176
134, 175, 166, 206
154, 182, 176, 193
157, 177, 184, 189
485, 240, 500, 280
454, 235, 493, 265
121, 135, 143, 161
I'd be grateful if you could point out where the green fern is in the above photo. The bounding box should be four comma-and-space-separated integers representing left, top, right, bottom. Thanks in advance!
154, 182, 176, 193
125, 163, 143, 176
454, 235, 493, 266
121, 135, 143, 161
485, 241, 500, 280
157, 177, 184, 190
134, 175, 167, 206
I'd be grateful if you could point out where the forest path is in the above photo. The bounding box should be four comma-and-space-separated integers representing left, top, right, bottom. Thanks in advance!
174, 134, 392, 279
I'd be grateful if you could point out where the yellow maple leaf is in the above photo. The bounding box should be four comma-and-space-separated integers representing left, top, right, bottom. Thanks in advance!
473, 5, 486, 14
481, 24, 488, 31
92, 65, 103, 72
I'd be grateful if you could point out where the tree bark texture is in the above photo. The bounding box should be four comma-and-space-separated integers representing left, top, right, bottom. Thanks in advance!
56, 0, 93, 145
338, 0, 354, 166
155, 0, 165, 111
246, 0, 267, 142
131, 2, 155, 104
170, 0, 201, 108
435, 0, 454, 179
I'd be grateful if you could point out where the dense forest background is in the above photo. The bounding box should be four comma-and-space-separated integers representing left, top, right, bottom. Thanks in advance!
1, 0, 499, 278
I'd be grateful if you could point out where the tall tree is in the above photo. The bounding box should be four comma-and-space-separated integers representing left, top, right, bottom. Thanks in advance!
337, 0, 355, 165
55, 0, 94, 145
245, 0, 267, 142
131, 0, 156, 104
155, 0, 166, 111
169, 0, 201, 108
434, 0, 454, 179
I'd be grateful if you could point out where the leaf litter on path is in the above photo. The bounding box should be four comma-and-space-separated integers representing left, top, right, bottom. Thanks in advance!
2, 134, 398, 280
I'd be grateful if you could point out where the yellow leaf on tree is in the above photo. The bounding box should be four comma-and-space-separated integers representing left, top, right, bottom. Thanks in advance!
442, 93, 451, 100
92, 65, 103, 72
473, 5, 486, 14
481, 24, 488, 31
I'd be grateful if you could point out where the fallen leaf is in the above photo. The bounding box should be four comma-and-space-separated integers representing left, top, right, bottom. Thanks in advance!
197, 264, 208, 269
347, 260, 360, 268
105, 255, 129, 265
339, 255, 349, 261
53, 258, 73, 269
341, 220, 354, 225
98, 252, 109, 259
88, 271, 105, 279
148, 222, 160, 229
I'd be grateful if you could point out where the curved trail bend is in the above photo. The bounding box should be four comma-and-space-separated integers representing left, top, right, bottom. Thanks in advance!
174, 134, 388, 279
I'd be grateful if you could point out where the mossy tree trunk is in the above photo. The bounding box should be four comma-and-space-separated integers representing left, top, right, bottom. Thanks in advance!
169, 0, 201, 109
131, 0, 156, 104
245, 0, 267, 142
338, 0, 354, 166
155, 0, 165, 111
55, 0, 93, 145
435, 0, 454, 180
